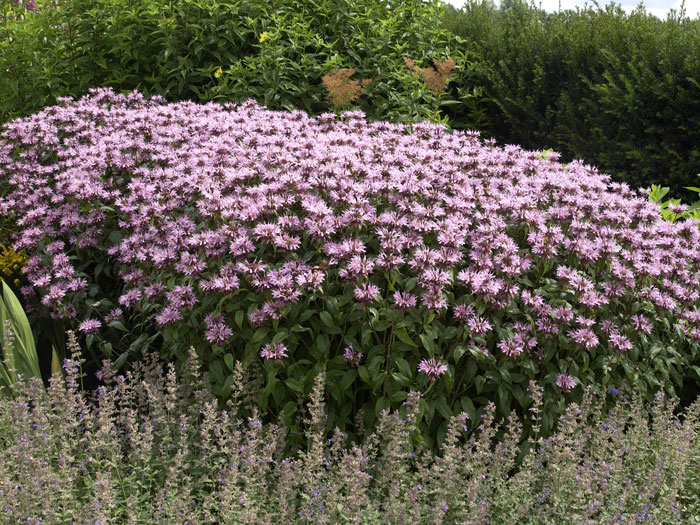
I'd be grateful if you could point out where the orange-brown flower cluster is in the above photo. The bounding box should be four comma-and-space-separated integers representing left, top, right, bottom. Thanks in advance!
321, 68, 371, 110
404, 57, 456, 95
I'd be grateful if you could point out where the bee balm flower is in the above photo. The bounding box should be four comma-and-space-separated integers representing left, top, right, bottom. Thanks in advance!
418, 358, 447, 381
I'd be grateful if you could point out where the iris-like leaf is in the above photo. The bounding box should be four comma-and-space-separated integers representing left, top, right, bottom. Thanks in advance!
0, 279, 41, 393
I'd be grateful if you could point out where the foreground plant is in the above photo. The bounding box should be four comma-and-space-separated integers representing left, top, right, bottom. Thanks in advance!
2, 89, 700, 448
1, 342, 699, 523
0, 278, 41, 393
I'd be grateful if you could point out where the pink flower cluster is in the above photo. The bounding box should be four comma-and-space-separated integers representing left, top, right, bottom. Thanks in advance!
1, 88, 699, 365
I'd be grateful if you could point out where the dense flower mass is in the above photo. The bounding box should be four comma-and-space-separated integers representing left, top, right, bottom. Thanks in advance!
1, 89, 700, 405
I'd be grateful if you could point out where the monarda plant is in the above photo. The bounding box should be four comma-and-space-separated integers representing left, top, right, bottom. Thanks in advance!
1, 89, 700, 449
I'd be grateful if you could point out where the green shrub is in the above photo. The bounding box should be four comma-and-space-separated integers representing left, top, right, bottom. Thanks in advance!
444, 0, 700, 199
0, 0, 485, 128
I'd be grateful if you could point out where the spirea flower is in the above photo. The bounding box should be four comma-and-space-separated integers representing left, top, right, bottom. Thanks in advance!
418, 358, 448, 381
260, 343, 288, 361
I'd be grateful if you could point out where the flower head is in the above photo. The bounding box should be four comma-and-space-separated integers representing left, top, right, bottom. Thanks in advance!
418, 358, 447, 381
556, 374, 576, 392
260, 342, 288, 361
343, 346, 363, 366
78, 319, 101, 335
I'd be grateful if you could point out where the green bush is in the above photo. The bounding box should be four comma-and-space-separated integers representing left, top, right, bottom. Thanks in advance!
443, 0, 700, 199
0, 0, 485, 127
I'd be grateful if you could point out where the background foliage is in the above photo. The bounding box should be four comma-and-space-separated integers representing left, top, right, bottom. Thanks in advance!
442, 0, 700, 199
0, 0, 485, 126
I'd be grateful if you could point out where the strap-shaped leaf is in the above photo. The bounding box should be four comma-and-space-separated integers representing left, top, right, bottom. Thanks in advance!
1, 279, 41, 381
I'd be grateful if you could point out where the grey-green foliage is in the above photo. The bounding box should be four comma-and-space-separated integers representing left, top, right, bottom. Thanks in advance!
0, 0, 485, 127
443, 0, 700, 199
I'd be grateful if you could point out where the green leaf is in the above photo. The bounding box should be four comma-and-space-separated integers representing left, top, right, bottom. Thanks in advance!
435, 396, 452, 420
108, 320, 127, 332
395, 328, 418, 347
396, 357, 412, 378
235, 310, 244, 330
316, 334, 330, 354
319, 311, 333, 328
221, 374, 234, 399
285, 377, 304, 393
358, 365, 370, 383
251, 327, 269, 344
419, 333, 437, 355
460, 396, 476, 422
374, 396, 389, 417
112, 351, 129, 370
0, 279, 40, 383
51, 346, 62, 378
224, 353, 234, 371
340, 369, 356, 390
272, 331, 287, 344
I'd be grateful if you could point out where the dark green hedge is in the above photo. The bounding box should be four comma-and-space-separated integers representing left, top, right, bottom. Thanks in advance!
443, 0, 700, 198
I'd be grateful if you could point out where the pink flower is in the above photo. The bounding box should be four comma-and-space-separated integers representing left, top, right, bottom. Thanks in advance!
568, 327, 599, 350
343, 346, 363, 366
354, 282, 380, 303
556, 374, 576, 392
260, 343, 288, 361
498, 337, 524, 358
104, 308, 122, 323
609, 333, 633, 352
630, 314, 652, 334
78, 319, 101, 335
118, 289, 142, 308
418, 358, 448, 381
204, 314, 233, 345
393, 291, 416, 310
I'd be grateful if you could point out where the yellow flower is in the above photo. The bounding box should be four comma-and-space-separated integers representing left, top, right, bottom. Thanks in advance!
0, 244, 27, 281
214, 67, 223, 79
259, 32, 268, 43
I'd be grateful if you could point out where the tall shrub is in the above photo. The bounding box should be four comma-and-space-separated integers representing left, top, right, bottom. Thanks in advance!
444, 0, 700, 198
0, 0, 484, 128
